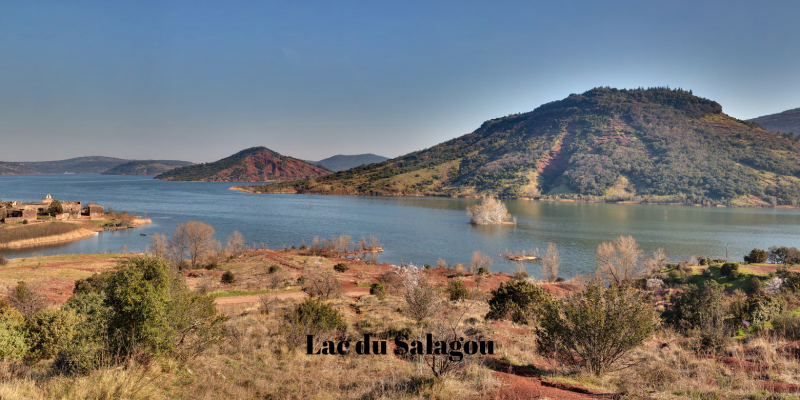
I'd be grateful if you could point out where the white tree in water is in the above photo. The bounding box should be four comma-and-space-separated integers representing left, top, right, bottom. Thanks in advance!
466, 196, 511, 225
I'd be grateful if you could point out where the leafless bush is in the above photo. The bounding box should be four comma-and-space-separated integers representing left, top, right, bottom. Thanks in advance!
266, 272, 289, 289
596, 235, 648, 286
469, 251, 493, 274
302, 272, 343, 299
408, 304, 478, 379
258, 295, 280, 315
378, 270, 403, 294
226, 231, 245, 258
540, 242, 560, 281
148, 233, 168, 259
8, 281, 49, 318
436, 257, 447, 269
394, 264, 442, 322
466, 196, 511, 225
196, 277, 216, 295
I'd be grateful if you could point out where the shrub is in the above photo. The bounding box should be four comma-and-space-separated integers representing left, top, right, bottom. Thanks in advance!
369, 282, 387, 300
8, 281, 48, 318
268, 265, 281, 274
282, 299, 346, 349
333, 263, 349, 273
744, 248, 768, 264
394, 264, 441, 322
221, 270, 236, 284
772, 312, 800, 341
731, 294, 786, 325
24, 308, 80, 362
667, 280, 725, 331
720, 262, 739, 276
46, 199, 63, 216
486, 280, 550, 325
699, 258, 707, 266
22, 219, 28, 224
537, 278, 657, 376
701, 268, 712, 277
514, 271, 530, 280
204, 262, 218, 270
423, 264, 431, 270
729, 270, 740, 279
0, 306, 28, 361
73, 270, 115, 296
477, 266, 490, 275
445, 279, 469, 301
746, 277, 763, 293
302, 272, 343, 299
0, 255, 7, 265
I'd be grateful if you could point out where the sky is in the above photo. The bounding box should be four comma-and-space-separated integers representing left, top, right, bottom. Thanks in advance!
1, 0, 799, 163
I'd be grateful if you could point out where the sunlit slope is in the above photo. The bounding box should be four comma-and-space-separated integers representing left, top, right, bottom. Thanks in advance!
241, 88, 800, 205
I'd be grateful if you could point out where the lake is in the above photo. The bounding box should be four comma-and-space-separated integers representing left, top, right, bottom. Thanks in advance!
1, 174, 799, 278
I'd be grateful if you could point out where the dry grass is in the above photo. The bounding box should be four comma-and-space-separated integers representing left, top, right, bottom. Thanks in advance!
0, 223, 84, 245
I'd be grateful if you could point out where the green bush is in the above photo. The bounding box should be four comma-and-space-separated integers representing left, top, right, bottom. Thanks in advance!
720, 263, 739, 276
478, 266, 490, 275
744, 248, 768, 264
286, 299, 346, 334
204, 262, 218, 270
486, 280, 551, 325
73, 270, 115, 296
667, 281, 725, 331
699, 258, 707, 266
423, 264, 431, 270
537, 278, 657, 376
369, 282, 387, 300
731, 294, 786, 325
514, 271, 530, 280
772, 312, 800, 341
46, 199, 63, 216
729, 270, 740, 279
333, 263, 349, 272
221, 270, 236, 284
701, 268, 712, 277
746, 277, 763, 293
22, 219, 28, 225
25, 308, 80, 362
268, 265, 281, 274
445, 279, 469, 301
0, 306, 28, 361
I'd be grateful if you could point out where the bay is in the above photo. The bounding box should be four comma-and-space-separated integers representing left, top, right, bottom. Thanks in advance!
1, 174, 799, 278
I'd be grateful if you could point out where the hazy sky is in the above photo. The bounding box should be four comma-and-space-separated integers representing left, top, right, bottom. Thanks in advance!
1, 1, 798, 163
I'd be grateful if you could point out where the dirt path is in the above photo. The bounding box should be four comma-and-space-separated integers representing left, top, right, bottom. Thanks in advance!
486, 358, 615, 400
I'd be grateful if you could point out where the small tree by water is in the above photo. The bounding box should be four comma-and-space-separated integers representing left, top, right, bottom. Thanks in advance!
466, 196, 511, 225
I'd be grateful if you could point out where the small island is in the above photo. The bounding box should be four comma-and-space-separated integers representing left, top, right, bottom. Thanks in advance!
467, 197, 517, 225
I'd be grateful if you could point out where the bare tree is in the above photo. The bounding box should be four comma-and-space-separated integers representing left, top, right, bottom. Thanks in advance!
436, 257, 447, 269
466, 196, 511, 225
170, 221, 217, 269
540, 242, 560, 282
8, 281, 48, 318
226, 231, 245, 258
643, 248, 667, 274
470, 251, 494, 273
596, 235, 646, 286
149, 233, 168, 259
394, 263, 441, 322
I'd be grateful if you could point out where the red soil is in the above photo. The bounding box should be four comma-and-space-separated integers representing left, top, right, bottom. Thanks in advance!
485, 358, 615, 400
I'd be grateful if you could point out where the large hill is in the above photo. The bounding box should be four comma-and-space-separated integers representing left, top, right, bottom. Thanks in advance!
155, 147, 331, 182
0, 156, 130, 174
101, 160, 193, 175
748, 107, 800, 136
310, 154, 388, 171
239, 87, 800, 206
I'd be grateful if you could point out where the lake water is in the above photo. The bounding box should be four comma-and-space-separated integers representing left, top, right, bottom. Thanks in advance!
2, 174, 800, 278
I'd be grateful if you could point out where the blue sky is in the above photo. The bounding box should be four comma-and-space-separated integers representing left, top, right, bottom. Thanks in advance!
1, 0, 798, 163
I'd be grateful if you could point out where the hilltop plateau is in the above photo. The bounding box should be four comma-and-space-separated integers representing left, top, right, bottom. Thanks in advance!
155, 146, 331, 182
241, 87, 800, 206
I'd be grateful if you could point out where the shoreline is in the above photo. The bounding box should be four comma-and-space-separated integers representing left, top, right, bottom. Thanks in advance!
0, 227, 97, 249
229, 186, 799, 210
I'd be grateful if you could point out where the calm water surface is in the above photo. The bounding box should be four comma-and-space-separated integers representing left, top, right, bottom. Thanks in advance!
2, 175, 799, 278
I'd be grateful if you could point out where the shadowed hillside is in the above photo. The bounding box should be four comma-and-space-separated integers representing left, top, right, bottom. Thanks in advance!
101, 160, 193, 175
311, 154, 388, 171
748, 107, 800, 137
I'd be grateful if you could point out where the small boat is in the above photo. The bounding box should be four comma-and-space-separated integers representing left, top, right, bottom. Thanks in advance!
140, 233, 147, 236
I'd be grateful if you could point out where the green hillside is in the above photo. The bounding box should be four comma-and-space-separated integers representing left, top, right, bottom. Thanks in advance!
748, 107, 800, 137
101, 160, 193, 175
239, 87, 800, 206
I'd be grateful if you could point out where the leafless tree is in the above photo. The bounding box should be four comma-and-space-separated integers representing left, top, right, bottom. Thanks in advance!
466, 196, 511, 225
540, 242, 560, 282
8, 281, 48, 318
149, 233, 168, 259
302, 272, 342, 299
643, 248, 667, 273
436, 257, 447, 269
226, 231, 245, 258
395, 264, 441, 322
469, 251, 493, 273
596, 235, 646, 286
369, 235, 381, 250
170, 221, 217, 269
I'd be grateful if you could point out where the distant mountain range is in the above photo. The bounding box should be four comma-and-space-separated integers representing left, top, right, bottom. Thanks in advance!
309, 154, 388, 171
101, 160, 193, 175
239, 87, 800, 206
155, 147, 331, 182
0, 156, 192, 175
748, 107, 800, 135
